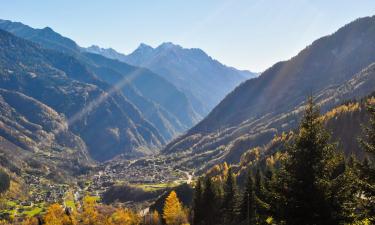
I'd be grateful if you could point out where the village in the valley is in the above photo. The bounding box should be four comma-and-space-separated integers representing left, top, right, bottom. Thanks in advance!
0, 156, 193, 220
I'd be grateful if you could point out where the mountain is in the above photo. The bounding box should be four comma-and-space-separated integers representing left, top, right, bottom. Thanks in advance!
84, 42, 257, 116
162, 16, 375, 169
85, 45, 128, 62
0, 88, 92, 179
234, 92, 374, 181
0, 19, 200, 142
0, 29, 167, 161
0, 19, 80, 54
83, 52, 200, 129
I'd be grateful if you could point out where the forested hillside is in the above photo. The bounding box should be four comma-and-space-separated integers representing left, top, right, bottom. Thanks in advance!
163, 16, 375, 170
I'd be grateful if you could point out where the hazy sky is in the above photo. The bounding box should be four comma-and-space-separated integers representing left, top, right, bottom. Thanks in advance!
1, 0, 375, 71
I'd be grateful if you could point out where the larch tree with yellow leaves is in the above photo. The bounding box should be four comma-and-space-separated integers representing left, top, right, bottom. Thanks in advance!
81, 196, 102, 225
151, 210, 161, 225
162, 191, 188, 225
110, 208, 141, 225
44, 203, 75, 225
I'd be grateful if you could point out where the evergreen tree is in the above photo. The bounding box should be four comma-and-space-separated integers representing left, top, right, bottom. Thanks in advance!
278, 97, 345, 225
240, 171, 256, 225
253, 169, 270, 222
222, 167, 238, 224
193, 178, 204, 225
359, 101, 375, 220
202, 177, 218, 225
329, 156, 361, 223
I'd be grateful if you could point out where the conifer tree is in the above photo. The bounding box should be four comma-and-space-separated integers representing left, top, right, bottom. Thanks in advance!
253, 169, 270, 222
151, 210, 161, 225
278, 97, 345, 225
240, 171, 256, 225
202, 177, 218, 225
330, 156, 361, 223
44, 203, 75, 225
359, 101, 375, 220
81, 196, 100, 225
163, 191, 187, 225
222, 167, 238, 224
193, 178, 203, 225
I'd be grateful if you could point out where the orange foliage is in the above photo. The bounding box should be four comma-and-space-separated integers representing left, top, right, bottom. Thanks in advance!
163, 191, 188, 225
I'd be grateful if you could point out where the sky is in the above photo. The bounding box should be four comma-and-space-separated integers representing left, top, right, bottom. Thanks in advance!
1, 1, 375, 72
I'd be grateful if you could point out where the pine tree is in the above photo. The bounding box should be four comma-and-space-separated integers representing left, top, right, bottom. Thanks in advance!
222, 167, 238, 224
202, 177, 218, 225
359, 101, 375, 220
240, 171, 256, 225
253, 169, 270, 222
278, 97, 345, 225
330, 156, 361, 223
193, 178, 203, 225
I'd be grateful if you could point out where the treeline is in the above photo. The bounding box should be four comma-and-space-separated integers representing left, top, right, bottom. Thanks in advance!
192, 97, 375, 225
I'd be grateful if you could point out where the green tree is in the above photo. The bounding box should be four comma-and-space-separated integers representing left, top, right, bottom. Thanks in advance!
359, 101, 375, 220
330, 156, 361, 223
193, 178, 203, 225
222, 167, 238, 224
277, 97, 346, 225
240, 171, 256, 225
202, 177, 218, 225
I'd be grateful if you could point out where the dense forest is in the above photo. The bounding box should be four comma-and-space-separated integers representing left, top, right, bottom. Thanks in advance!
191, 97, 375, 225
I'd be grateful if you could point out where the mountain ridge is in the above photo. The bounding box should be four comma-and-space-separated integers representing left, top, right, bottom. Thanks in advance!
84, 42, 258, 116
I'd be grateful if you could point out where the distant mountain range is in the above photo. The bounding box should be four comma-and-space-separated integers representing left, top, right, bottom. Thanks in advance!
163, 16, 375, 170
0, 19, 252, 164
84, 43, 258, 115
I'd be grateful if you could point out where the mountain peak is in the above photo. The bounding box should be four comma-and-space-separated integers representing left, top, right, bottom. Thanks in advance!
157, 42, 181, 50
137, 43, 153, 50
40, 26, 55, 34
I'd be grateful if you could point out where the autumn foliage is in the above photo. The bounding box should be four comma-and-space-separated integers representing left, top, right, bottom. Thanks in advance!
162, 191, 189, 225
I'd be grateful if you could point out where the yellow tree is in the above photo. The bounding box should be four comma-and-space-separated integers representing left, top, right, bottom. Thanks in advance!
22, 217, 39, 225
151, 210, 161, 225
81, 196, 101, 225
162, 191, 188, 225
110, 208, 140, 225
44, 203, 75, 225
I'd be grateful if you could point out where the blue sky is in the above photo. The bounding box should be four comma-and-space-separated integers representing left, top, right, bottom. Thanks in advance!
1, 1, 375, 71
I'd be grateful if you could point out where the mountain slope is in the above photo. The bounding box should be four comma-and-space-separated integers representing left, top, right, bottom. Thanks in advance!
194, 16, 375, 133
163, 16, 375, 168
0, 88, 93, 179
84, 42, 257, 116
84, 52, 200, 129
0, 29, 165, 161
0, 19, 199, 141
235, 94, 375, 180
